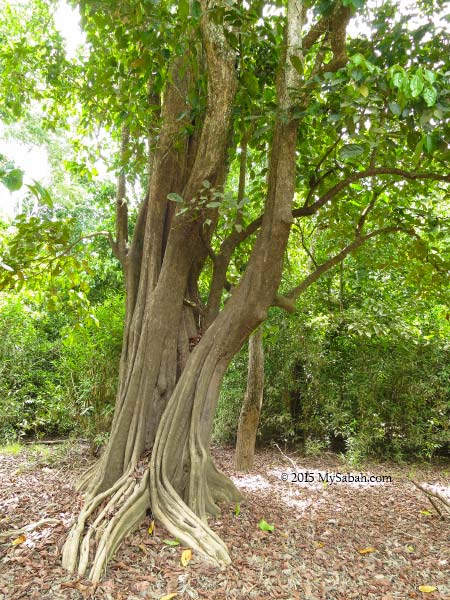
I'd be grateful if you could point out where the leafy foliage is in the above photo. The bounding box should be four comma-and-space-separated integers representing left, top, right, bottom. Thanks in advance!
0, 292, 123, 445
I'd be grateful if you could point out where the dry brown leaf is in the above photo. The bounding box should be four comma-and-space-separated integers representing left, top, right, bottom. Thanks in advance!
11, 534, 26, 546
359, 547, 376, 554
418, 586, 437, 593
181, 549, 192, 566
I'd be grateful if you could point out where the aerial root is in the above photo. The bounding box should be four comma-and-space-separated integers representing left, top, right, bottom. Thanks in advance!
62, 463, 150, 583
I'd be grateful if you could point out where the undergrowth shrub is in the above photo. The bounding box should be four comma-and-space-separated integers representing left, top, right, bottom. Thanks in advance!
215, 309, 450, 461
0, 294, 69, 441
259, 313, 450, 461
0, 292, 124, 443
55, 293, 124, 441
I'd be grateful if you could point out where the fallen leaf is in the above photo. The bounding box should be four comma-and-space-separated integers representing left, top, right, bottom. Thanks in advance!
420, 510, 432, 516
163, 539, 180, 546
258, 518, 275, 532
134, 581, 151, 593
148, 520, 155, 535
418, 586, 437, 593
359, 547, 376, 554
160, 594, 178, 600
181, 549, 192, 566
11, 534, 26, 546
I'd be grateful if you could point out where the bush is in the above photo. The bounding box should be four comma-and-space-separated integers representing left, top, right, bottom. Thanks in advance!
56, 293, 124, 440
257, 311, 450, 461
0, 292, 124, 444
0, 294, 70, 441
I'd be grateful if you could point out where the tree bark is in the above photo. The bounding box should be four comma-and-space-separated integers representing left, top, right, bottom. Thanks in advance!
235, 326, 264, 472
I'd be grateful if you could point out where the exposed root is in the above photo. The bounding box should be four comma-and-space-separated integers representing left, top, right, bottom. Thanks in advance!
0, 518, 60, 540
150, 465, 231, 567
412, 480, 450, 518
89, 469, 150, 582
207, 459, 244, 505
76, 461, 99, 493
62, 462, 150, 583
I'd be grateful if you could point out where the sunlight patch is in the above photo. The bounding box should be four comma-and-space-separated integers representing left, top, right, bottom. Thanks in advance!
231, 474, 271, 492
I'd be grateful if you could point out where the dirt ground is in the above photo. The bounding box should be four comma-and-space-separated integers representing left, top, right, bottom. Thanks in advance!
0, 443, 449, 599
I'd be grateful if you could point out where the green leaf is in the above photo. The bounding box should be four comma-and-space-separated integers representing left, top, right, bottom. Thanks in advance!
258, 519, 275, 532
202, 180, 211, 189
410, 74, 424, 98
234, 503, 240, 516
424, 69, 436, 85
350, 53, 365, 66
423, 86, 437, 107
359, 85, 369, 98
191, 0, 202, 19
178, 0, 189, 20
27, 181, 53, 208
167, 192, 184, 203
388, 101, 401, 116
423, 134, 437, 154
3, 168, 23, 192
339, 144, 365, 160
163, 539, 180, 546
244, 72, 260, 97
342, 0, 364, 8
412, 140, 423, 167
392, 71, 405, 89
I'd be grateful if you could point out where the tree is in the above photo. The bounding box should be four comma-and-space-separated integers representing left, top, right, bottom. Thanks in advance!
235, 325, 265, 472
1, 0, 449, 582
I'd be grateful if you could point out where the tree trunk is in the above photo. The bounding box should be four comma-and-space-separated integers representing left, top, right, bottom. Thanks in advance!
62, 0, 311, 582
235, 326, 264, 472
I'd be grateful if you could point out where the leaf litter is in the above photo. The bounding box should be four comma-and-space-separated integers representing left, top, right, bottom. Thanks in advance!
0, 444, 448, 599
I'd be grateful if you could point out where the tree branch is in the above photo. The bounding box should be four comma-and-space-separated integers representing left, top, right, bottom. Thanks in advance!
273, 226, 409, 311
302, 167, 450, 217
115, 125, 130, 262
297, 223, 318, 268
217, 166, 450, 268
355, 187, 385, 236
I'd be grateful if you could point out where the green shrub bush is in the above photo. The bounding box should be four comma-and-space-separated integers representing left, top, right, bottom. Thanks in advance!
257, 311, 450, 461
0, 294, 70, 441
215, 308, 450, 461
0, 292, 124, 443
56, 293, 124, 441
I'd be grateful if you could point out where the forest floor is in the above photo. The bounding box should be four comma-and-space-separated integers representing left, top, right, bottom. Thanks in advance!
0, 442, 449, 600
